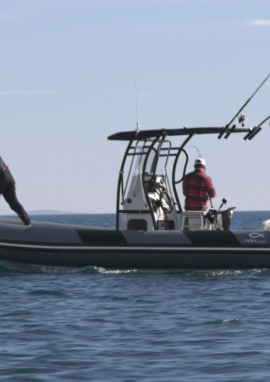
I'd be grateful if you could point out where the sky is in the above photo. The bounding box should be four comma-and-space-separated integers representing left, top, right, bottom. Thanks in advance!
0, 0, 270, 214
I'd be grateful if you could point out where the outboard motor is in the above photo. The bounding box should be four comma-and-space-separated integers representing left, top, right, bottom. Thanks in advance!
219, 208, 235, 230
205, 200, 235, 230
213, 198, 235, 230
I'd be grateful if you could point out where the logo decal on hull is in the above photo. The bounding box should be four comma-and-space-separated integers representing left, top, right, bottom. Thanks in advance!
243, 232, 267, 244
249, 233, 266, 239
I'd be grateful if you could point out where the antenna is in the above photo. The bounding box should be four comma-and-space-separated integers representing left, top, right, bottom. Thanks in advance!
134, 62, 140, 133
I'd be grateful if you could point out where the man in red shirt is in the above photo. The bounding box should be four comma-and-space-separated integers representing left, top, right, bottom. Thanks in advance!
183, 158, 216, 211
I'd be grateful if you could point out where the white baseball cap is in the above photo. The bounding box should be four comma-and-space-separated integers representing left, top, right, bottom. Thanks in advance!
194, 158, 206, 167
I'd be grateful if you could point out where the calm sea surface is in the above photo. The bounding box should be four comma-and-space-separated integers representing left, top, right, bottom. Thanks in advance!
1, 211, 270, 381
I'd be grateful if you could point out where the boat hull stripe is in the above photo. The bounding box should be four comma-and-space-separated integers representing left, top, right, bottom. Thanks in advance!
0, 242, 270, 252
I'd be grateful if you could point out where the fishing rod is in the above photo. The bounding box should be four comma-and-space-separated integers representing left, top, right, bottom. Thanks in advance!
218, 72, 270, 139
207, 191, 214, 209
256, 113, 270, 128
186, 145, 202, 157
244, 114, 270, 140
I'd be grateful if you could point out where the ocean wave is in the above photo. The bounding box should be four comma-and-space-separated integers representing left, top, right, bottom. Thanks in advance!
40, 266, 139, 275
222, 318, 239, 324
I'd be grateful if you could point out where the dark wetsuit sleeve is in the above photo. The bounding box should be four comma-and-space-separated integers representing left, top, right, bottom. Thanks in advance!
0, 156, 31, 225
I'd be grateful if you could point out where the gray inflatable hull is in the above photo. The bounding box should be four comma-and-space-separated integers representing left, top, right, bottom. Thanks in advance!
0, 218, 270, 270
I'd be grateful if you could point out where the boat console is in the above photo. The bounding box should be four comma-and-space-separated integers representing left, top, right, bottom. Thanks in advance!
108, 127, 251, 232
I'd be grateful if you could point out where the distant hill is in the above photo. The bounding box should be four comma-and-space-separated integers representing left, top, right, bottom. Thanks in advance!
28, 210, 80, 216
0, 210, 79, 217
0, 210, 112, 216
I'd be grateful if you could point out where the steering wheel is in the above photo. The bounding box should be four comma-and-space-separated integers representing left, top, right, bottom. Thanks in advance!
159, 191, 173, 213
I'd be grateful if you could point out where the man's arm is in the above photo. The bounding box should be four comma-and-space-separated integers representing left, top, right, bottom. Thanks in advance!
206, 177, 216, 198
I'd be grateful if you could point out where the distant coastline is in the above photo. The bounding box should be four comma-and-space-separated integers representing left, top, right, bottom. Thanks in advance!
0, 210, 114, 216
0, 210, 81, 216
28, 210, 81, 216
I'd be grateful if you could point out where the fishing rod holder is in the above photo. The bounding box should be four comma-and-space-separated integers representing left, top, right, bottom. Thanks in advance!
218, 72, 270, 140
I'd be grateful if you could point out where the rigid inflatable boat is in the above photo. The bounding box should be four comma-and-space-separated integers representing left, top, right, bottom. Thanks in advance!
1, 76, 270, 271
0, 125, 270, 271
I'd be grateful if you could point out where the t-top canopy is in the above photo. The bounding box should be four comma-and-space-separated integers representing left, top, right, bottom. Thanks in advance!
108, 127, 251, 141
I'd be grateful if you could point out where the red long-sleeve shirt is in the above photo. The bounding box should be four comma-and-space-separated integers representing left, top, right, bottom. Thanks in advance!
183, 169, 216, 211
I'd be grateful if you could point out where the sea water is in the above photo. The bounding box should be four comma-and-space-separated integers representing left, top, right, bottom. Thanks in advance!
1, 211, 270, 381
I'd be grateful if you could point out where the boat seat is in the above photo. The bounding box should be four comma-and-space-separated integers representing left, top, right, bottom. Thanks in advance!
180, 211, 207, 231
